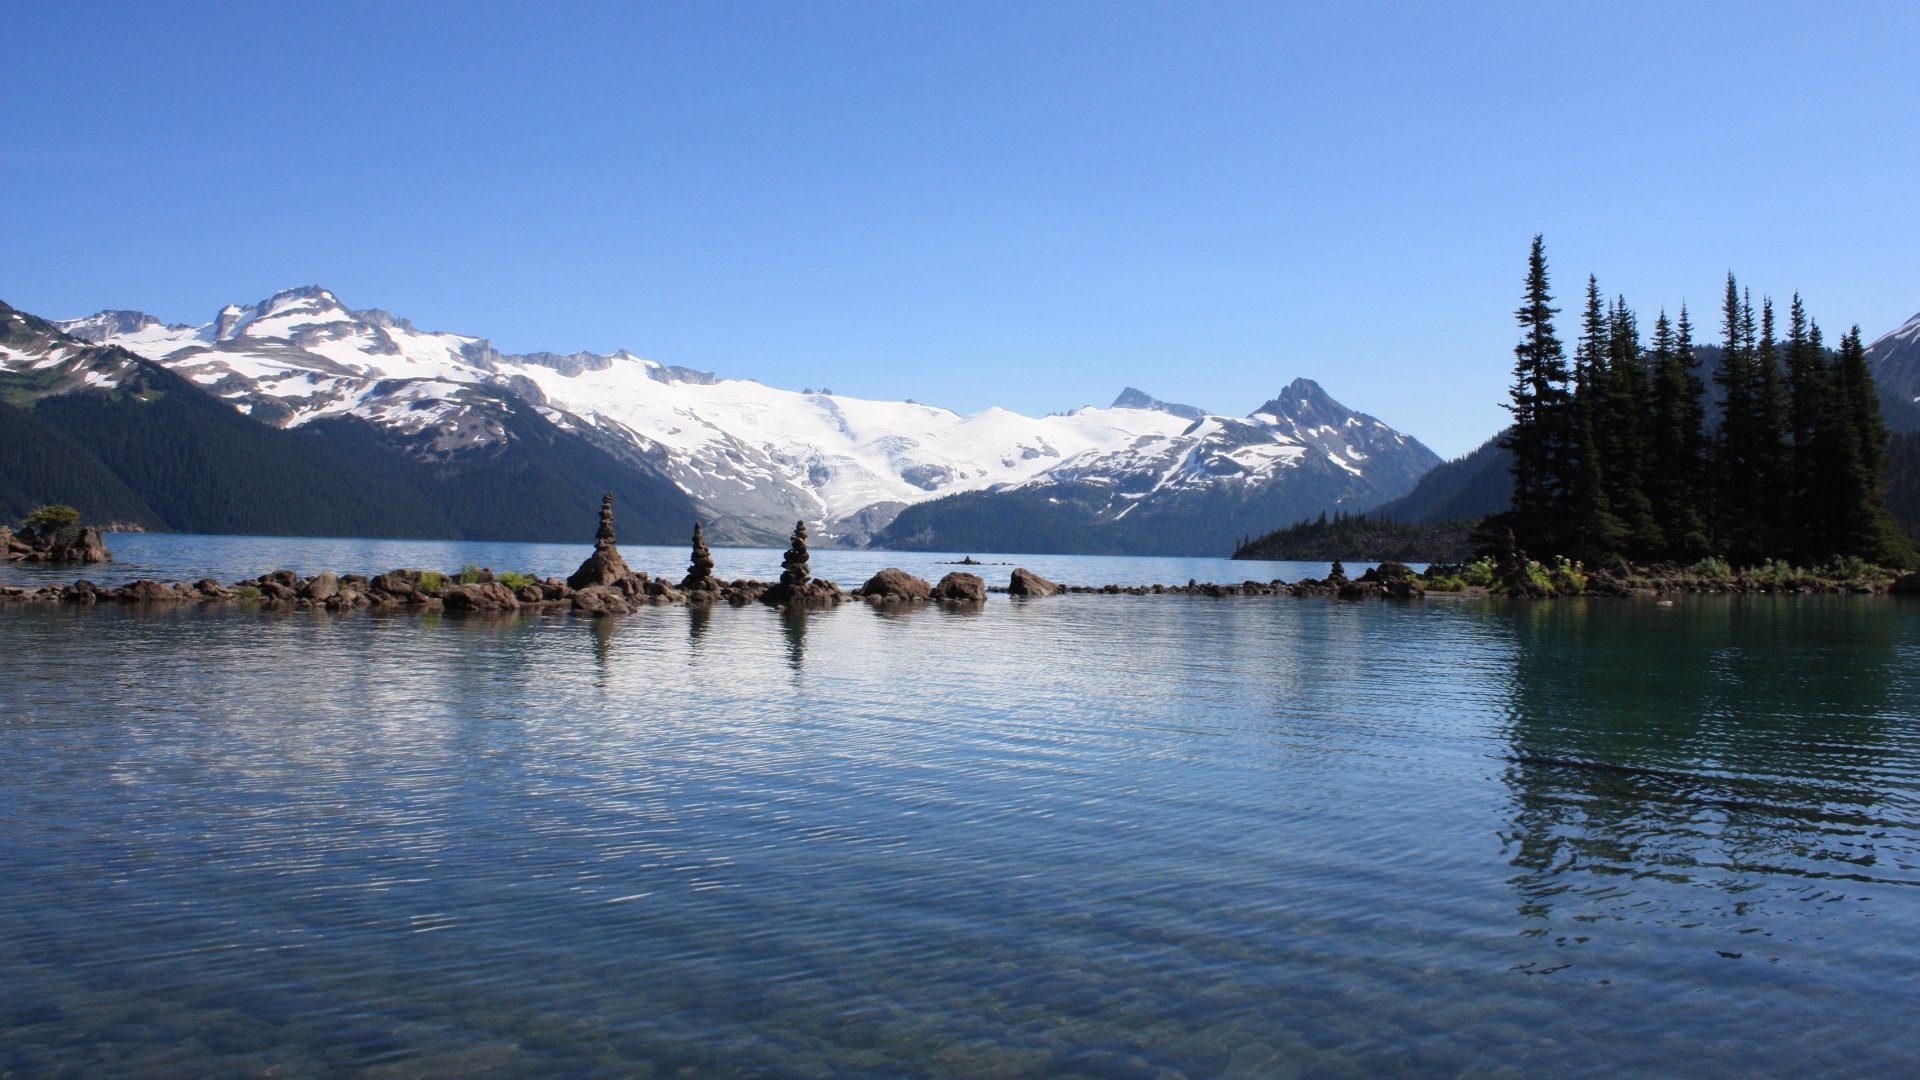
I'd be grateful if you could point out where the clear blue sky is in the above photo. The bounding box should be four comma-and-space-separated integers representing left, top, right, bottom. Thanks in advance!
7, 1, 1917, 457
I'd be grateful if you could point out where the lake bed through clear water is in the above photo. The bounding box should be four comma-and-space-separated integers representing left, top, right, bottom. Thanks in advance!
3, 534, 1918, 1076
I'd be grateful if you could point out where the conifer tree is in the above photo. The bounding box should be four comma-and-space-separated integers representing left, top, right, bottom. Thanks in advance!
1827, 327, 1911, 564
1646, 307, 1709, 557
1500, 236, 1573, 553
1736, 298, 1792, 557
1783, 295, 1827, 557
1560, 276, 1620, 560
1713, 276, 1763, 560
1601, 294, 1662, 557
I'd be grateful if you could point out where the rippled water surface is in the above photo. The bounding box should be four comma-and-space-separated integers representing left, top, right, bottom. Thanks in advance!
4, 540, 1919, 1077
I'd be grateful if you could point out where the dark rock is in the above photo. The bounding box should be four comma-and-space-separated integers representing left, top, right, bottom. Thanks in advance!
859, 568, 933, 601
932, 572, 987, 601
1892, 572, 1920, 596
371, 570, 417, 596
514, 584, 545, 604
6, 521, 113, 564
1008, 568, 1061, 597
571, 584, 631, 616
260, 582, 298, 602
442, 582, 519, 612
645, 579, 685, 604
115, 579, 180, 603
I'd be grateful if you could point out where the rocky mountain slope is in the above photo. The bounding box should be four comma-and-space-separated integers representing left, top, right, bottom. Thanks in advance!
54, 286, 1444, 551
2, 300, 698, 541
1869, 311, 1920, 432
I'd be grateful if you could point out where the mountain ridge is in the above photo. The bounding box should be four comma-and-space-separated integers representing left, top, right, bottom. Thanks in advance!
45, 285, 1444, 552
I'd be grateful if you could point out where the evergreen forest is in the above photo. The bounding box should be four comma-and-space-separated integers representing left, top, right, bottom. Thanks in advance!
1494, 236, 1913, 568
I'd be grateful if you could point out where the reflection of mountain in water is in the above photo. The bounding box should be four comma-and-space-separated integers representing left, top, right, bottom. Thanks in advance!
1496, 599, 1910, 953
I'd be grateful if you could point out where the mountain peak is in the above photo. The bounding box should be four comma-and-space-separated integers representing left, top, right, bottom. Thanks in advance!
1869, 310, 1920, 353
57, 309, 169, 343
1255, 378, 1344, 420
217, 285, 356, 340
1111, 386, 1206, 420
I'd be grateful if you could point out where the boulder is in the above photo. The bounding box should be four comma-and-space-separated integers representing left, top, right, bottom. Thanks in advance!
1892, 572, 1920, 596
442, 582, 519, 612
1008, 568, 1061, 597
645, 578, 686, 604
571, 584, 631, 616
116, 579, 179, 603
6, 522, 112, 564
300, 570, 340, 602
932, 572, 987, 602
859, 568, 932, 601
371, 570, 417, 596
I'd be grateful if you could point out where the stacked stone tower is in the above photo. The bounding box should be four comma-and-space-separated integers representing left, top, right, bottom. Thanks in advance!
681, 522, 717, 592
566, 492, 639, 590
778, 521, 811, 589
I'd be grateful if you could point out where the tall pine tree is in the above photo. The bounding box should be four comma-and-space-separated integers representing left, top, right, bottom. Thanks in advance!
1501, 236, 1574, 554
1646, 306, 1710, 558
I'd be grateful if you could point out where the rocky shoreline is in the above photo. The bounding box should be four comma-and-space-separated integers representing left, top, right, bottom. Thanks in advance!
3, 497, 1916, 614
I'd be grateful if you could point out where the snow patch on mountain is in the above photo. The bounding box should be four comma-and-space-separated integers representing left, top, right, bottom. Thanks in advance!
59, 286, 1442, 543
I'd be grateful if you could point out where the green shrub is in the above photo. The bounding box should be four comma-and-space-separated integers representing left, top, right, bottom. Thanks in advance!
416, 571, 444, 595
21, 504, 81, 543
1814, 555, 1877, 584
234, 585, 262, 601
457, 563, 486, 585
1687, 556, 1733, 581
1744, 559, 1810, 590
1461, 556, 1497, 588
1521, 559, 1555, 595
499, 571, 537, 590
1423, 573, 1467, 592
1548, 556, 1587, 595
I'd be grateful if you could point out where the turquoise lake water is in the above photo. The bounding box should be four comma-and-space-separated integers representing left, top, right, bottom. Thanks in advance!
3, 535, 1918, 1076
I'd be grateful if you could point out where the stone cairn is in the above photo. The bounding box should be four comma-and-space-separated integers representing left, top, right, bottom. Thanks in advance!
566, 492, 639, 591
681, 521, 717, 593
779, 520, 811, 590
760, 519, 841, 608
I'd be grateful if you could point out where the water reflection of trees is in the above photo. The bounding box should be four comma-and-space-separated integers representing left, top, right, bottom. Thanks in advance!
1496, 598, 1908, 939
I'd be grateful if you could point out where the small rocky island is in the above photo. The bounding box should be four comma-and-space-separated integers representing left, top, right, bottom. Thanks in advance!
3, 495, 1916, 614
3, 505, 112, 565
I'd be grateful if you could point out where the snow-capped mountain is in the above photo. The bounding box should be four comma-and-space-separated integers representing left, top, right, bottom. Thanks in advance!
56, 285, 1442, 550
1869, 311, 1920, 432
